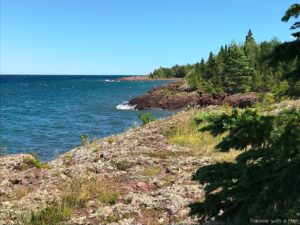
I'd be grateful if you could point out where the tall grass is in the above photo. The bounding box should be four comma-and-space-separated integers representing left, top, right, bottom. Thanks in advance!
26, 177, 121, 225
162, 109, 239, 162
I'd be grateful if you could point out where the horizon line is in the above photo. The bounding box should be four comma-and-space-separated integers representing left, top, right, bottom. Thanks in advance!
0, 74, 143, 76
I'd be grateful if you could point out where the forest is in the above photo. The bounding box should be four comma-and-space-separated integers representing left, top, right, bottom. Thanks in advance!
187, 4, 300, 224
149, 4, 300, 98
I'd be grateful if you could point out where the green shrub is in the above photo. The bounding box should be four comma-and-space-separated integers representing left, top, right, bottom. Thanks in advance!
138, 112, 156, 125
273, 80, 290, 99
80, 134, 89, 146
291, 80, 300, 96
190, 109, 300, 224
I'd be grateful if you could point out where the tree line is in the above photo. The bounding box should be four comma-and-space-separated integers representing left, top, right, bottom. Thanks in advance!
189, 4, 300, 224
149, 6, 300, 97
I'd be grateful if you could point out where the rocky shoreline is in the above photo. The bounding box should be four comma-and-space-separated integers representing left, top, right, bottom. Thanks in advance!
117, 76, 183, 81
0, 110, 209, 225
128, 80, 258, 110
1, 99, 299, 224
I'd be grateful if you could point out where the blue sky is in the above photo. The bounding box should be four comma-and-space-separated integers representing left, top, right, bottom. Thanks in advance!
0, 0, 297, 75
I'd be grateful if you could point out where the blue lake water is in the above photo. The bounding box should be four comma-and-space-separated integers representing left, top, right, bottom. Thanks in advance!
0, 75, 173, 161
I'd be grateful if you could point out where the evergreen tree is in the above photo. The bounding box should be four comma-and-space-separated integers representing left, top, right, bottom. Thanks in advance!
282, 3, 300, 39
204, 52, 218, 80
147, 12, 297, 96
223, 44, 254, 93
187, 59, 208, 89
244, 29, 258, 68
191, 109, 300, 225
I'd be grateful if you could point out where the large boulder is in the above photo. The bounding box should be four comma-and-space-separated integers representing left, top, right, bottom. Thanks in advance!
178, 83, 196, 92
196, 92, 227, 106
224, 92, 258, 108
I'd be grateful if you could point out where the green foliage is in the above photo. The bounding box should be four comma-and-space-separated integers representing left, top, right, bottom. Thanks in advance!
148, 14, 299, 96
138, 112, 156, 125
196, 109, 274, 151
99, 192, 119, 205
104, 214, 120, 223
140, 166, 161, 177
27, 177, 121, 224
190, 109, 300, 224
27, 201, 71, 225
151, 33, 296, 95
114, 159, 131, 171
21, 153, 50, 170
223, 44, 254, 93
80, 134, 89, 146
149, 64, 191, 78
273, 80, 290, 99
254, 93, 277, 111
291, 80, 300, 96
282, 4, 300, 39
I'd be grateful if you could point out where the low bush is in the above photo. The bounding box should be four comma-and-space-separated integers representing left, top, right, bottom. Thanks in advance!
138, 112, 156, 125
20, 154, 50, 170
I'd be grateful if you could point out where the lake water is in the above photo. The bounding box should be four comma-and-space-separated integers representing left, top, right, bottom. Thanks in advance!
0, 75, 173, 161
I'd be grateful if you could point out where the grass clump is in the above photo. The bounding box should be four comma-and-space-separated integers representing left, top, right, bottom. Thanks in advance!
114, 160, 131, 171
62, 153, 73, 166
104, 214, 119, 223
92, 146, 102, 153
99, 181, 121, 205
138, 112, 156, 126
107, 136, 115, 144
15, 188, 27, 200
143, 150, 191, 159
162, 175, 177, 186
64, 177, 120, 206
26, 177, 121, 224
80, 134, 89, 146
20, 154, 50, 170
27, 201, 71, 225
140, 166, 161, 177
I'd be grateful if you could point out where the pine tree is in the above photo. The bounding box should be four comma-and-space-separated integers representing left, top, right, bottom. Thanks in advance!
244, 29, 258, 68
205, 52, 218, 80
282, 3, 300, 39
191, 109, 300, 225
223, 44, 254, 93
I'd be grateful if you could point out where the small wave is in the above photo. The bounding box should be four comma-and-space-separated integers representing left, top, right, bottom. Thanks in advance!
116, 102, 136, 110
104, 79, 120, 82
